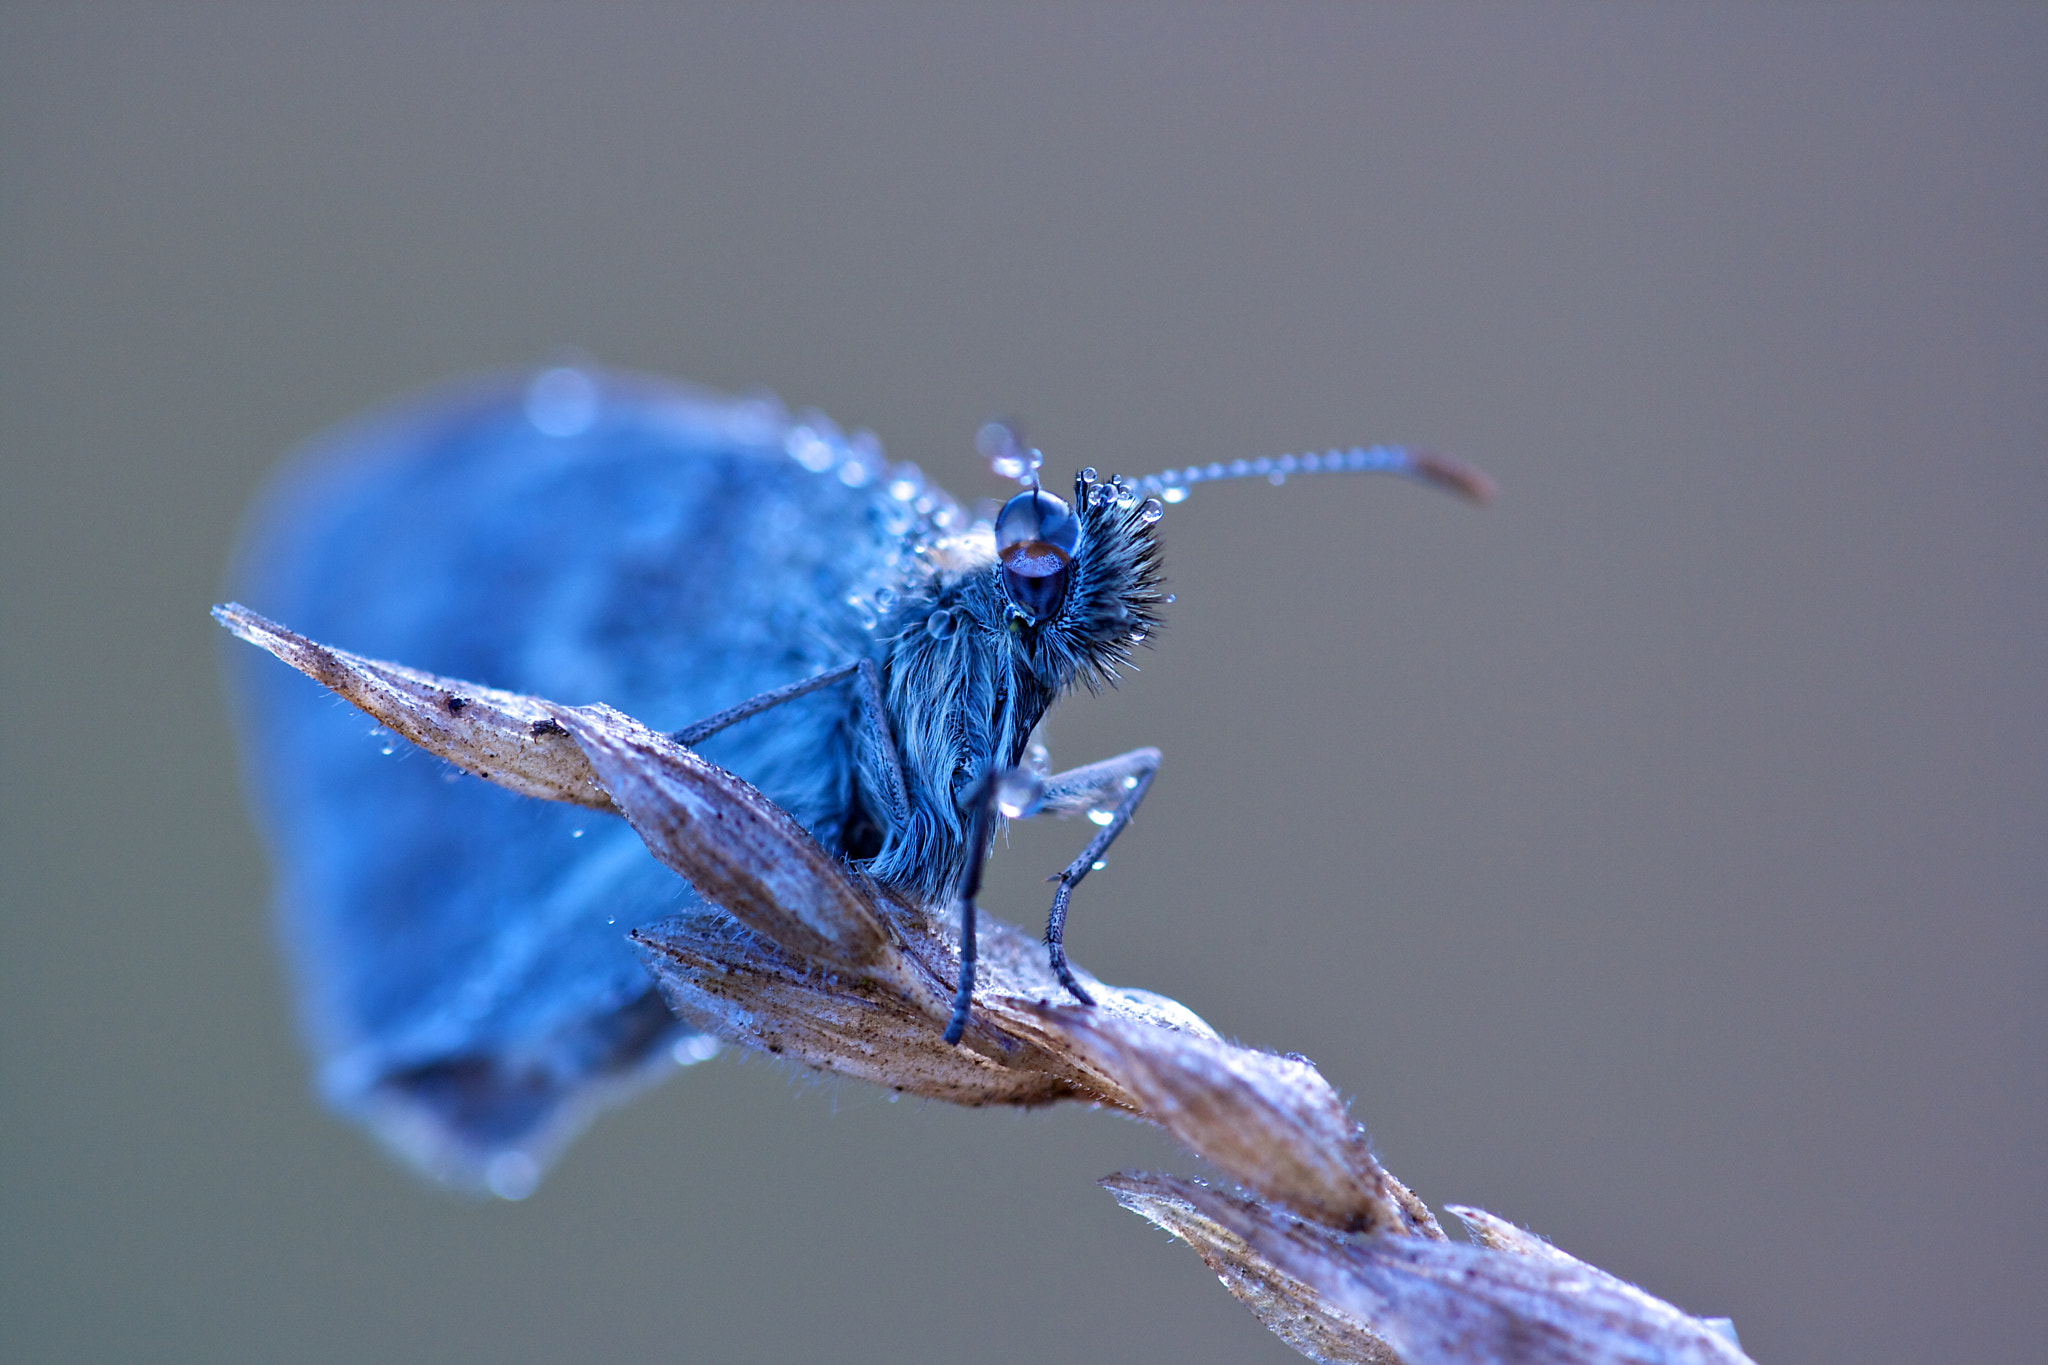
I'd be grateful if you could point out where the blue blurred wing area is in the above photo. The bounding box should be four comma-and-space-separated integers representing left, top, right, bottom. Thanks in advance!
225, 367, 924, 1194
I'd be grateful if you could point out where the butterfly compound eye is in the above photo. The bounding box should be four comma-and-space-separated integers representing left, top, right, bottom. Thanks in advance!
994, 489, 1080, 622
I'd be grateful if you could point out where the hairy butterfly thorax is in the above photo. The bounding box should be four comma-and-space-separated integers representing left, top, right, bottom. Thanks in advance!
859, 467, 1165, 908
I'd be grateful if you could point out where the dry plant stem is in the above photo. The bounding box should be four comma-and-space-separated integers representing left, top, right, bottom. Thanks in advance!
216, 603, 1757, 1364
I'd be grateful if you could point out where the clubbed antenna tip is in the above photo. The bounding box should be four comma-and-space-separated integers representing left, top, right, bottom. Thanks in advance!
1410, 450, 1496, 505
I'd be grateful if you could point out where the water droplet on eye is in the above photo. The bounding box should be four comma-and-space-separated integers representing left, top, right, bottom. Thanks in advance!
1088, 808, 1116, 826
924, 608, 956, 639
997, 769, 1045, 820
485, 1151, 540, 1202
525, 366, 599, 437
1138, 497, 1164, 523
570, 828, 585, 839
1162, 486, 1188, 504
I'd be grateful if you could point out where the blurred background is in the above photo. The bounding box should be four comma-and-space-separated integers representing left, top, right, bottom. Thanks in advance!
3, 5, 2041, 1362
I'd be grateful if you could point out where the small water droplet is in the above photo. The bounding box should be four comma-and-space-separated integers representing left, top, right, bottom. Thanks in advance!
997, 769, 1045, 820
380, 744, 396, 756
570, 828, 585, 839
887, 465, 923, 501
1164, 593, 1177, 604
1122, 775, 1139, 789
485, 1151, 540, 1202
1162, 486, 1188, 504
873, 587, 898, 613
838, 459, 871, 487
672, 1035, 722, 1065
924, 608, 956, 639
525, 366, 599, 437
1078, 466, 1098, 484
1088, 808, 1116, 826
1138, 497, 1164, 523
1091, 859, 1108, 872
788, 427, 836, 472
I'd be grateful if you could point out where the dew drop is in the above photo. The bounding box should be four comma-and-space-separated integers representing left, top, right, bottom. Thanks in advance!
873, 587, 898, 613
1164, 593, 1177, 604
485, 1151, 540, 1202
672, 1034, 722, 1065
380, 743, 396, 756
1088, 808, 1116, 826
1079, 466, 1098, 484
788, 427, 836, 472
1091, 859, 1108, 872
1162, 486, 1188, 504
1122, 774, 1140, 789
570, 828, 585, 839
525, 367, 599, 437
997, 769, 1046, 820
924, 608, 956, 639
1138, 497, 1164, 523
887, 465, 924, 502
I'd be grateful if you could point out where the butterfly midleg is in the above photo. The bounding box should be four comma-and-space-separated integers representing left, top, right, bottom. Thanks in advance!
1027, 746, 1162, 1006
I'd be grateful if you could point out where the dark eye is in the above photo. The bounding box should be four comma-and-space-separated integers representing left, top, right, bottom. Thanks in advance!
994, 489, 1079, 622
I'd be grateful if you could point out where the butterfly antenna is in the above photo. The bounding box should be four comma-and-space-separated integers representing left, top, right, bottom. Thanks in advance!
1128, 445, 1494, 506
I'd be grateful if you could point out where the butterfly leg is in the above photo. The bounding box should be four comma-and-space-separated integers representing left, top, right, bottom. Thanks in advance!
668, 660, 861, 746
668, 659, 909, 829
943, 765, 1002, 1046
1033, 747, 1162, 1006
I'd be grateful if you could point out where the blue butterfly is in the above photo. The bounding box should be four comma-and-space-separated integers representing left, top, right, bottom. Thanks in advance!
223, 365, 1484, 1196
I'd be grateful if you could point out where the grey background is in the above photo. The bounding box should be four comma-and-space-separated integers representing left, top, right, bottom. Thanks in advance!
3, 5, 2041, 1363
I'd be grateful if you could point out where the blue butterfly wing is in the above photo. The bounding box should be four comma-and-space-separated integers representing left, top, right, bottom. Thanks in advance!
226, 369, 926, 1193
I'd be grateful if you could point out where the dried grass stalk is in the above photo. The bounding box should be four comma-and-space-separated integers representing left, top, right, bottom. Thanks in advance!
216, 603, 1757, 1363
